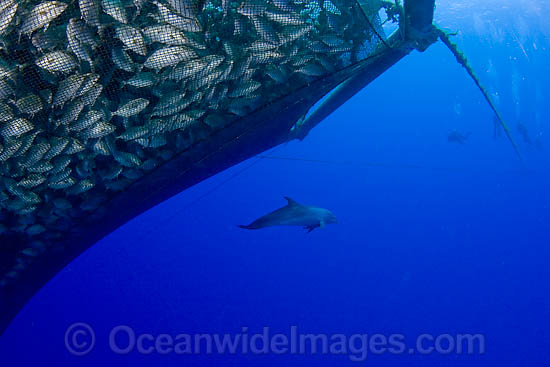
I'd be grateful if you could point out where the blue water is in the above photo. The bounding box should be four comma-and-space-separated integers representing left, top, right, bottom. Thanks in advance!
2, 1, 549, 365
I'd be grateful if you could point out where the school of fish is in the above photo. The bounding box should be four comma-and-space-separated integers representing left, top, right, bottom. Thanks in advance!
0, 0, 394, 285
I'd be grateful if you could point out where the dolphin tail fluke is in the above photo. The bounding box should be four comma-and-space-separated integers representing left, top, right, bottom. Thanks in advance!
238, 224, 260, 230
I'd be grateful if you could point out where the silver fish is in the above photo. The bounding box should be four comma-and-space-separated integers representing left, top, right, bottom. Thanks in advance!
165, 59, 206, 80
79, 122, 115, 139
249, 40, 279, 51
76, 74, 100, 96
0, 2, 17, 35
123, 72, 156, 88
35, 52, 77, 74
70, 19, 98, 47
308, 41, 330, 53
19, 191, 42, 205
228, 80, 261, 98
291, 54, 314, 67
154, 1, 201, 32
16, 95, 43, 116
57, 100, 85, 126
31, 31, 59, 51
151, 97, 193, 117
141, 159, 159, 171
115, 24, 147, 56
13, 131, 40, 157
265, 8, 305, 25
142, 25, 189, 46
19, 142, 51, 168
19, 174, 47, 189
0, 102, 14, 122
320, 34, 345, 47
114, 151, 141, 168
51, 155, 72, 173
187, 69, 222, 90
63, 138, 85, 154
71, 110, 103, 131
92, 139, 110, 156
233, 17, 246, 36
272, 0, 294, 11
167, 0, 196, 18
238, 0, 267, 16
53, 74, 86, 107
265, 65, 288, 83
79, 0, 100, 27
296, 62, 325, 76
3, 178, 24, 197
40, 89, 53, 105
102, 0, 127, 24
250, 16, 280, 44
48, 168, 72, 185
19, 1, 68, 36
153, 91, 186, 111
148, 135, 167, 148
118, 125, 149, 140
48, 177, 76, 190
67, 19, 93, 63
75, 158, 95, 178
144, 46, 197, 70
80, 84, 103, 106
122, 168, 143, 180
67, 179, 94, 195
0, 77, 15, 99
27, 160, 54, 173
0, 0, 15, 13
0, 139, 22, 161
1, 118, 34, 137
113, 98, 149, 117
280, 24, 313, 43
112, 48, 135, 72
101, 164, 123, 180
132, 0, 146, 16
43, 137, 70, 160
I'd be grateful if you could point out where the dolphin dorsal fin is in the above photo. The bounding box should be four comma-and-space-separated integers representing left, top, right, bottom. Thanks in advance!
284, 197, 301, 207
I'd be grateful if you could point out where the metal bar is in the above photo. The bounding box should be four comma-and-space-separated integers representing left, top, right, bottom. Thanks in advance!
290, 32, 413, 141
290, 0, 437, 141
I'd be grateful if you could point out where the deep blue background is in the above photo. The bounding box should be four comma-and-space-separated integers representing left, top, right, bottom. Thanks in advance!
1, 1, 549, 365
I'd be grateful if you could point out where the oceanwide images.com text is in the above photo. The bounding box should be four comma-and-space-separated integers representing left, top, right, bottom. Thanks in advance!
65, 324, 485, 361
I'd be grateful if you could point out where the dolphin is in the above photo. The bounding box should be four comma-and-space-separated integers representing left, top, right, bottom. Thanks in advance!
238, 197, 337, 232
448, 130, 471, 144
517, 121, 533, 145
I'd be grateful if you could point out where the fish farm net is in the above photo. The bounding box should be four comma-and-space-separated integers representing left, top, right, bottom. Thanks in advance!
0, 0, 402, 298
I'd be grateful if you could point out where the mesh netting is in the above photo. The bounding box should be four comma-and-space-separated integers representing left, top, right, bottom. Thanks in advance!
0, 0, 399, 286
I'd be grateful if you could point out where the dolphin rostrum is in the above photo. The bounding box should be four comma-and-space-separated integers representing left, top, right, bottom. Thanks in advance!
239, 197, 337, 232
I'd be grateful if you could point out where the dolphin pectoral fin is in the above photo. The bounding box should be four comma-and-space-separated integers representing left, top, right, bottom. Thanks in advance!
304, 225, 317, 233
319, 220, 325, 229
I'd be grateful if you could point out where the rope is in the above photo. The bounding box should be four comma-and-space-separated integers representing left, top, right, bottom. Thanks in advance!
436, 27, 523, 161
